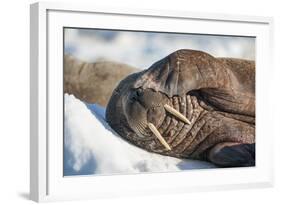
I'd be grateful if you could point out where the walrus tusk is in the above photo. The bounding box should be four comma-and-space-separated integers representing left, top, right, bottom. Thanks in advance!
148, 123, 172, 151
164, 104, 191, 124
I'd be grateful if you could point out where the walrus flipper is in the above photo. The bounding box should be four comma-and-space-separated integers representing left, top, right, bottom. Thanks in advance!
208, 142, 255, 167
199, 88, 255, 117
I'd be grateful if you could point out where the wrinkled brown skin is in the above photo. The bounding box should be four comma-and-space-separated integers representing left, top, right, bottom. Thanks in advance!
106, 49, 255, 167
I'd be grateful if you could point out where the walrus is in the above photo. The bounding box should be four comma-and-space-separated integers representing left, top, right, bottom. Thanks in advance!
64, 54, 137, 107
106, 49, 255, 167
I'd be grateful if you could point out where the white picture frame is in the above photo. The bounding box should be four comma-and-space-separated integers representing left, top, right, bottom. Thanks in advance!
30, 2, 274, 202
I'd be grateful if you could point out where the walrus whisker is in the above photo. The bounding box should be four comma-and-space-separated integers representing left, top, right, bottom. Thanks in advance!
164, 104, 191, 124
139, 121, 147, 130
148, 122, 171, 151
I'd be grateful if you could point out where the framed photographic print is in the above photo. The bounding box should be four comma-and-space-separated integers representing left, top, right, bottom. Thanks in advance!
30, 2, 274, 202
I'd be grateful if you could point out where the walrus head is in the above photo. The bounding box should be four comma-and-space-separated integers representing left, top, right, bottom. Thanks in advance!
106, 49, 221, 153
105, 73, 176, 152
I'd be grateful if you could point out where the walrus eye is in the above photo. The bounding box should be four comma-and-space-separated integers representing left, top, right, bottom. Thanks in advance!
129, 88, 143, 102
130, 94, 137, 101
135, 88, 143, 97
128, 90, 137, 101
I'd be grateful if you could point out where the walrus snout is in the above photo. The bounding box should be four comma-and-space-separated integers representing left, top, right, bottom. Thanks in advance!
123, 88, 193, 151
123, 88, 167, 138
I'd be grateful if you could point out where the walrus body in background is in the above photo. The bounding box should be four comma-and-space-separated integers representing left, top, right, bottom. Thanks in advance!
64, 55, 137, 107
106, 49, 255, 167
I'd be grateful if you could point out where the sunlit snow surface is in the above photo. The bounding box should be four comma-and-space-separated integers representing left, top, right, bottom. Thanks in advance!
64, 28, 255, 70
64, 94, 216, 176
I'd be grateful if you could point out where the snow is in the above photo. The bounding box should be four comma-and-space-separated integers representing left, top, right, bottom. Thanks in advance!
64, 94, 216, 176
64, 28, 255, 70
